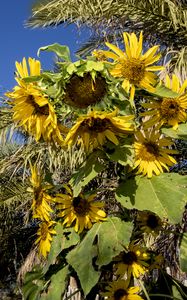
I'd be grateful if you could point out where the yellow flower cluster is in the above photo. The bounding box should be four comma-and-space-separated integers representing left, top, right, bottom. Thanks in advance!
28, 163, 56, 258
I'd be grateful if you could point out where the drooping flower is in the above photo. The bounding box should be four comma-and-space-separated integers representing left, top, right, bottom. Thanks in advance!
6, 57, 64, 143
141, 74, 187, 129
134, 130, 177, 178
35, 221, 56, 258
137, 211, 164, 236
28, 163, 54, 222
64, 109, 134, 152
64, 73, 107, 108
102, 279, 143, 300
55, 185, 106, 233
103, 31, 164, 105
115, 243, 149, 279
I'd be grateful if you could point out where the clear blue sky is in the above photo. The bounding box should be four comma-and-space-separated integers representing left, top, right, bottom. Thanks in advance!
0, 1, 86, 95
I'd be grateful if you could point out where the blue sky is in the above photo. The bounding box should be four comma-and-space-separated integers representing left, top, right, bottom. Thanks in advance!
0, 1, 86, 95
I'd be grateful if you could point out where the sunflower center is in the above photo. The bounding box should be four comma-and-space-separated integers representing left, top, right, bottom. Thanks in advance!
82, 117, 109, 132
34, 187, 43, 204
64, 74, 107, 108
122, 251, 138, 265
73, 196, 90, 216
27, 95, 49, 115
140, 142, 159, 160
160, 98, 180, 119
146, 214, 159, 229
120, 58, 145, 85
114, 288, 128, 300
40, 223, 49, 240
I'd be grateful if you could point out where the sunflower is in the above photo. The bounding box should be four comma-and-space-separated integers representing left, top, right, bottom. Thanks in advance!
64, 73, 107, 108
134, 130, 177, 178
35, 221, 56, 258
102, 279, 143, 300
115, 243, 149, 279
103, 31, 164, 105
6, 57, 63, 143
64, 110, 134, 152
55, 185, 106, 233
141, 74, 187, 129
27, 163, 54, 222
137, 211, 164, 236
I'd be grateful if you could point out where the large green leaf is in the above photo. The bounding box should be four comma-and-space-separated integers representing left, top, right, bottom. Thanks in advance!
115, 173, 187, 223
37, 43, 71, 61
67, 217, 132, 295
40, 266, 69, 300
69, 150, 108, 196
152, 84, 179, 98
179, 232, 187, 273
162, 124, 187, 140
47, 224, 80, 268
96, 218, 132, 266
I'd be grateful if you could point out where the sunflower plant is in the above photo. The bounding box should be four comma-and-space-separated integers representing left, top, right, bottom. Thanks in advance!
4, 32, 187, 300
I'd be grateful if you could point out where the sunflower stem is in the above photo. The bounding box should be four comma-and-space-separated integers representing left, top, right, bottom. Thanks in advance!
138, 278, 150, 300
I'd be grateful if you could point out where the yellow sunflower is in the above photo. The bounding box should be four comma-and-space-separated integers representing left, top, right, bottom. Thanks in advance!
64, 110, 134, 152
28, 163, 54, 222
102, 279, 143, 300
141, 74, 187, 130
6, 57, 64, 143
134, 130, 177, 178
55, 185, 106, 233
115, 243, 149, 279
103, 31, 164, 105
137, 211, 164, 236
35, 221, 56, 258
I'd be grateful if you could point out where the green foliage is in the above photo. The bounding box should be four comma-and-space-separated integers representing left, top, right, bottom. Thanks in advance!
105, 139, 134, 167
179, 232, 187, 273
40, 266, 69, 300
162, 124, 187, 140
22, 266, 45, 300
67, 217, 132, 295
37, 43, 71, 61
69, 150, 108, 196
116, 173, 187, 223
46, 224, 80, 269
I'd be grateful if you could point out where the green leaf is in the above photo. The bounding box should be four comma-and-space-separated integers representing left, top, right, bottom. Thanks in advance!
172, 285, 184, 300
67, 217, 132, 296
66, 62, 77, 75
96, 218, 132, 266
47, 224, 80, 268
162, 124, 187, 140
37, 44, 71, 61
115, 173, 187, 223
105, 140, 134, 166
85, 60, 104, 72
23, 267, 44, 300
69, 150, 108, 197
152, 84, 179, 98
179, 232, 187, 273
41, 266, 69, 300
